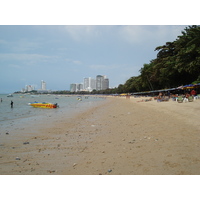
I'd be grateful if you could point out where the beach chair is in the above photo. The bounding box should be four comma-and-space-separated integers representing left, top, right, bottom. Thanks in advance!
177, 96, 183, 103
188, 96, 194, 102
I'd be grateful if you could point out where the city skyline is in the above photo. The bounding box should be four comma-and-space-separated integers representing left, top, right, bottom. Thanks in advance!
70, 75, 109, 92
21, 80, 48, 93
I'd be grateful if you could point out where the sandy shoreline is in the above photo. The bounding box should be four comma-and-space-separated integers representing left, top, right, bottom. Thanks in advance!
0, 96, 200, 175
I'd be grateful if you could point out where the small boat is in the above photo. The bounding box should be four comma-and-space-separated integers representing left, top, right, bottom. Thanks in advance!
29, 102, 58, 108
77, 96, 82, 101
7, 94, 13, 97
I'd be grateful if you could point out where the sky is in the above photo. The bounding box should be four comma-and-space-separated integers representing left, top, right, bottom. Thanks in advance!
0, 25, 188, 93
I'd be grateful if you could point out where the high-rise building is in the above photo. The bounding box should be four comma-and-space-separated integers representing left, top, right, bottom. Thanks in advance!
25, 85, 35, 92
103, 78, 109, 90
77, 83, 83, 91
96, 75, 109, 90
96, 75, 103, 90
83, 77, 96, 92
70, 84, 76, 92
41, 80, 46, 90
70, 83, 83, 92
83, 78, 89, 90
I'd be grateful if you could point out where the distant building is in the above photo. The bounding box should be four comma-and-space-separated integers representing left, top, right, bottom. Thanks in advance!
70, 83, 83, 92
70, 84, 76, 92
21, 88, 26, 93
103, 77, 109, 90
77, 83, 83, 91
96, 75, 109, 90
21, 85, 35, 92
83, 77, 96, 92
41, 80, 46, 90
70, 75, 109, 92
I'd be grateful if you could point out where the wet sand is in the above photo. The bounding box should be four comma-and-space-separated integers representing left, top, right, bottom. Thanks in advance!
0, 97, 200, 175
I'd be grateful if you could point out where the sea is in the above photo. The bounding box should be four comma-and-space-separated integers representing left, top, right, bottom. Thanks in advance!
0, 93, 106, 134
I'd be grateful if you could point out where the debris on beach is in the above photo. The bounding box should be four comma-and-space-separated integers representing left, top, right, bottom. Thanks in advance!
73, 163, 77, 167
47, 170, 56, 173
6, 132, 9, 135
128, 139, 136, 144
107, 169, 112, 173
23, 142, 30, 145
15, 157, 21, 160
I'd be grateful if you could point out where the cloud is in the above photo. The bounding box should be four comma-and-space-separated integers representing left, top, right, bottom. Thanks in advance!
89, 64, 107, 70
65, 58, 82, 65
118, 25, 186, 45
0, 53, 60, 69
11, 39, 42, 52
72, 60, 82, 65
64, 25, 104, 41
0, 38, 42, 53
63, 25, 187, 48
89, 64, 119, 70
0, 39, 8, 45
0, 53, 50, 62
8, 64, 22, 69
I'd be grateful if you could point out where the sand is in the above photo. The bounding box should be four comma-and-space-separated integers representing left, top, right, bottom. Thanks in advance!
0, 96, 200, 175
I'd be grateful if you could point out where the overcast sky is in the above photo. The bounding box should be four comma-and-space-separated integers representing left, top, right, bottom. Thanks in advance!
0, 25, 188, 93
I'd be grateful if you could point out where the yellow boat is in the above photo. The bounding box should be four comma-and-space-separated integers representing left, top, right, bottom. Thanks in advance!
29, 102, 58, 108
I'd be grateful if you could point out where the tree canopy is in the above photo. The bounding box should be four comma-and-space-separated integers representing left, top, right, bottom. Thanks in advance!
116, 25, 200, 94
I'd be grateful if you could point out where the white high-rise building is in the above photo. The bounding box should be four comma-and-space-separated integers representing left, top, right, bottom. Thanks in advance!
70, 83, 83, 92
83, 77, 96, 92
24, 85, 35, 92
96, 75, 109, 90
41, 80, 46, 90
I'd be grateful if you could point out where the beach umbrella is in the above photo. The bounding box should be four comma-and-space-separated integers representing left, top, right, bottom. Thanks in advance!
176, 85, 184, 89
182, 84, 194, 89
194, 83, 200, 88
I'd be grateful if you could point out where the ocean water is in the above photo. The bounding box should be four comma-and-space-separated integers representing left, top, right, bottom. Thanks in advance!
0, 94, 106, 134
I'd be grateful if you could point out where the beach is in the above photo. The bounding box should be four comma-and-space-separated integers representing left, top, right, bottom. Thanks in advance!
0, 96, 200, 175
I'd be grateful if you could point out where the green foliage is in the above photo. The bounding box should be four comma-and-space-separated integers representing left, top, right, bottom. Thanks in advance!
120, 25, 200, 93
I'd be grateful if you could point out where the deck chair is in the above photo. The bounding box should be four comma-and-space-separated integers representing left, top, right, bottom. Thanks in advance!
188, 96, 194, 102
177, 96, 183, 103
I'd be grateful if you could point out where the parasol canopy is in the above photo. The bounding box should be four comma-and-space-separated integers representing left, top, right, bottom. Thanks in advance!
182, 84, 195, 89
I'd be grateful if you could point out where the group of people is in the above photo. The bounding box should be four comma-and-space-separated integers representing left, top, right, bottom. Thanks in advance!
156, 89, 198, 102
156, 92, 170, 102
180, 89, 197, 99
0, 98, 13, 108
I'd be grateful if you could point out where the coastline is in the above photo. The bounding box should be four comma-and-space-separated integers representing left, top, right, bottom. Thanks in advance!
0, 96, 200, 175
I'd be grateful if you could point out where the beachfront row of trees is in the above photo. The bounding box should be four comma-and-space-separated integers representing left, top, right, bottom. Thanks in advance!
90, 25, 199, 95
112, 25, 200, 94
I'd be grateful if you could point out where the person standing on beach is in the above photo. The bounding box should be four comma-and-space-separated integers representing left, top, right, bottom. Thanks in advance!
190, 89, 196, 96
1, 98, 2, 102
11, 101, 13, 108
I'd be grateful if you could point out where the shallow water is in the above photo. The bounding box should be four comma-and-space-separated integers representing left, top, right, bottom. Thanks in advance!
0, 94, 105, 134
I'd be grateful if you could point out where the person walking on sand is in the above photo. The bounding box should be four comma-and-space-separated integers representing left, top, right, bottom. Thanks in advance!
1, 98, 2, 102
11, 100, 13, 108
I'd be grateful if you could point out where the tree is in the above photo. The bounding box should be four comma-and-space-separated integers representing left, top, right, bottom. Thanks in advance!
120, 25, 200, 93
